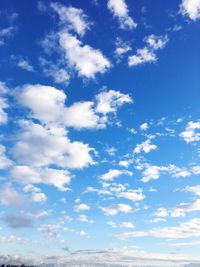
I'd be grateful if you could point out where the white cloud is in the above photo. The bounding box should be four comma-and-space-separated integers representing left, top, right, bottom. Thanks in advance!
100, 203, 133, 216
17, 85, 132, 130
118, 218, 200, 239
171, 199, 200, 217
128, 47, 156, 66
118, 159, 132, 168
128, 35, 168, 67
23, 184, 47, 202
11, 165, 71, 191
180, 0, 200, 21
11, 120, 94, 170
79, 214, 94, 224
145, 34, 168, 50
0, 144, 12, 169
95, 90, 132, 115
154, 208, 169, 218
51, 3, 91, 36
74, 203, 91, 212
180, 121, 200, 143
134, 139, 157, 154
0, 184, 24, 206
38, 57, 70, 84
186, 185, 200, 196
100, 169, 133, 181
11, 56, 34, 72
107, 0, 137, 30
118, 188, 145, 202
59, 32, 111, 78
108, 221, 135, 229
115, 38, 132, 57
140, 122, 149, 131
140, 163, 191, 183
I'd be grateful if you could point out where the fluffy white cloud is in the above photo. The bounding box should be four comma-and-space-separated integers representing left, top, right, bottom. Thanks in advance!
79, 214, 94, 223
107, 0, 137, 29
39, 57, 70, 84
171, 199, 200, 217
17, 85, 132, 130
0, 184, 24, 206
140, 122, 149, 131
0, 144, 12, 169
51, 3, 91, 36
180, 0, 200, 21
186, 185, 200, 196
100, 169, 133, 181
11, 165, 71, 191
59, 32, 111, 78
74, 203, 91, 212
139, 163, 191, 183
118, 188, 145, 202
128, 35, 168, 67
154, 208, 169, 218
95, 90, 132, 115
118, 218, 200, 239
23, 184, 47, 202
11, 120, 94, 169
128, 47, 156, 66
180, 121, 200, 143
115, 38, 132, 57
100, 203, 133, 216
145, 35, 168, 50
134, 139, 157, 154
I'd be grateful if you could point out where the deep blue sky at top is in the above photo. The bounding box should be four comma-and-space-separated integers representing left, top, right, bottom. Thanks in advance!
0, 0, 200, 124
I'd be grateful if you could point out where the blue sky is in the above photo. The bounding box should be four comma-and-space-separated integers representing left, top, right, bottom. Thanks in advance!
0, 0, 200, 266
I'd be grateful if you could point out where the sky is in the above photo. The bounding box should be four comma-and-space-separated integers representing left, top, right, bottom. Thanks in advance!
0, 0, 200, 266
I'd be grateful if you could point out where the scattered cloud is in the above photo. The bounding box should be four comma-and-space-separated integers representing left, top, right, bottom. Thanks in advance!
180, 0, 200, 21
107, 0, 137, 29
51, 3, 91, 36
99, 169, 133, 181
59, 32, 111, 78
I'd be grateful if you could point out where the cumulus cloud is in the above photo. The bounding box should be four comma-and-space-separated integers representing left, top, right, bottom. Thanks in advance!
11, 165, 71, 191
107, 0, 137, 29
51, 3, 91, 36
128, 34, 168, 67
17, 84, 132, 129
11, 120, 94, 170
100, 203, 133, 216
118, 188, 145, 202
95, 89, 132, 115
59, 32, 111, 78
134, 139, 157, 154
140, 122, 149, 131
128, 47, 156, 66
74, 203, 91, 212
99, 169, 133, 181
180, 121, 200, 143
180, 0, 200, 21
23, 184, 47, 202
0, 184, 24, 206
139, 163, 191, 183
